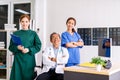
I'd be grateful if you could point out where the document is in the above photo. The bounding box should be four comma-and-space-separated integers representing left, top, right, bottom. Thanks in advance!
10, 34, 22, 46
78, 62, 96, 68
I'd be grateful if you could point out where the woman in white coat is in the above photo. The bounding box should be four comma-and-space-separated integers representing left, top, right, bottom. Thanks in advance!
36, 32, 69, 80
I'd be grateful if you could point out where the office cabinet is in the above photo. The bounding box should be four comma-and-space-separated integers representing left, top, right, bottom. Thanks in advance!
64, 64, 120, 80
0, 50, 6, 79
0, 30, 13, 80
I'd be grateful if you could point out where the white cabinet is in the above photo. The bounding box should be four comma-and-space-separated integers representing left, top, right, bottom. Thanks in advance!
0, 30, 14, 80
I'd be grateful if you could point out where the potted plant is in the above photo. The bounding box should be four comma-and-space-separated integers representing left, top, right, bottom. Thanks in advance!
91, 57, 105, 71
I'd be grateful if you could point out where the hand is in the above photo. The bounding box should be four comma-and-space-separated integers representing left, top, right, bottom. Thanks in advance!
48, 57, 56, 62
22, 48, 29, 54
72, 42, 78, 45
105, 42, 110, 47
51, 57, 56, 62
77, 40, 84, 46
17, 45, 24, 51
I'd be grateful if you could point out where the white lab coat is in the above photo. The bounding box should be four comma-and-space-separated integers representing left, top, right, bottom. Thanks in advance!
41, 46, 69, 74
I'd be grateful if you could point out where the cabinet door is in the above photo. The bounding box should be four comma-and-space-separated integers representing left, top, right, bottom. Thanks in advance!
0, 4, 9, 29
0, 31, 6, 48
0, 49, 7, 79
0, 30, 7, 79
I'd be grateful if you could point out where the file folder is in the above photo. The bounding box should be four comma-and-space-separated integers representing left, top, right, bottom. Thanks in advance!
10, 34, 22, 46
78, 62, 96, 68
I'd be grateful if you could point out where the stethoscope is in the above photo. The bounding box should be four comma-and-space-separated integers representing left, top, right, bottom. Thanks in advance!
48, 47, 63, 57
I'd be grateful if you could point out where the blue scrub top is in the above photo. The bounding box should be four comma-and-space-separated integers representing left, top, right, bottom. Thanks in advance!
102, 39, 110, 57
61, 31, 83, 65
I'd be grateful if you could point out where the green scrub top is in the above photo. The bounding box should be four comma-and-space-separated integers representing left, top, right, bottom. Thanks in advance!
9, 29, 42, 80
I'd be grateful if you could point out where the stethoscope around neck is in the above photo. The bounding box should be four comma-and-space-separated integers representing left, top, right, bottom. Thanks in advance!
48, 47, 63, 56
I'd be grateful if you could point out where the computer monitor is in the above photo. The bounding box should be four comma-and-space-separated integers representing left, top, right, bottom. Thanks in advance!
98, 38, 112, 58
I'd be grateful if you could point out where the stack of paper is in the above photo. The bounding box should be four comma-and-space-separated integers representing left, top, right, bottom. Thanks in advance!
0, 42, 5, 49
4, 24, 17, 30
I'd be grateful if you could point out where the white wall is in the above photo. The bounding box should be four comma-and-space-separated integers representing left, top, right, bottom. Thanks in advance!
35, 0, 120, 64
35, 0, 47, 49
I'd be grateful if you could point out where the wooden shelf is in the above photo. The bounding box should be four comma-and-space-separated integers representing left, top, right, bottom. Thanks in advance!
0, 65, 6, 69
0, 68, 6, 70
0, 49, 7, 51
0, 30, 7, 32
0, 30, 16, 32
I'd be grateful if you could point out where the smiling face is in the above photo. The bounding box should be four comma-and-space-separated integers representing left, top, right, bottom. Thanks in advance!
66, 19, 75, 31
66, 17, 76, 32
50, 33, 61, 48
20, 17, 30, 30
19, 14, 30, 30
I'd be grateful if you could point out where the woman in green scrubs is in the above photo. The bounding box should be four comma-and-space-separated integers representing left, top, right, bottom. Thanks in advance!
9, 14, 42, 80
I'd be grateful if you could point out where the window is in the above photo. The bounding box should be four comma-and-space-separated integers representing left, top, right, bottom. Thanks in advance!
14, 3, 31, 30
109, 27, 120, 46
78, 28, 108, 45
77, 28, 91, 45
92, 28, 107, 45
77, 27, 120, 46
0, 1, 32, 30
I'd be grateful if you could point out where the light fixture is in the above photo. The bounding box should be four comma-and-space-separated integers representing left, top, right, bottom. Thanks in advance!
15, 9, 30, 14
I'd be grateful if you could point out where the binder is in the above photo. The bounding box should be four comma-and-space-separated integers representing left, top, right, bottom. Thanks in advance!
78, 62, 96, 68
10, 34, 22, 46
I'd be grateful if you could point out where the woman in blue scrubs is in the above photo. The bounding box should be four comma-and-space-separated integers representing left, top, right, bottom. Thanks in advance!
61, 17, 84, 67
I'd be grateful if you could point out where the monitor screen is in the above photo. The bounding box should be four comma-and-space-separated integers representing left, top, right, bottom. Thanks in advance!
98, 38, 111, 58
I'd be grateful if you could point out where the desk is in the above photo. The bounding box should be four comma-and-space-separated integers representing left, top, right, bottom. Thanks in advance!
64, 64, 120, 80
